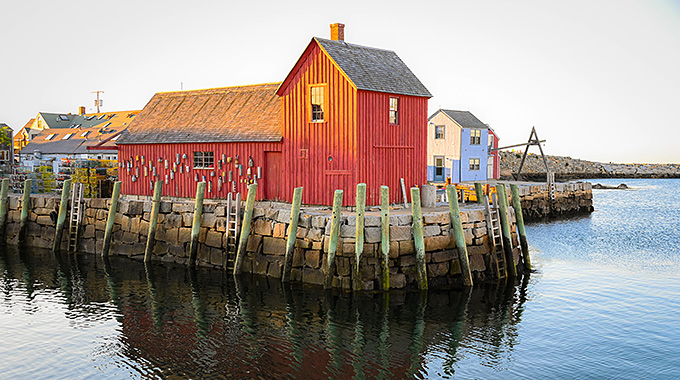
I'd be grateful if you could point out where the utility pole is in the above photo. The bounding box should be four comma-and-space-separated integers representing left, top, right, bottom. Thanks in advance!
92, 91, 105, 113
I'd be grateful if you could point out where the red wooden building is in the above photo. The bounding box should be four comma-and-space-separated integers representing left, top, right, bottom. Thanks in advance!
117, 24, 431, 205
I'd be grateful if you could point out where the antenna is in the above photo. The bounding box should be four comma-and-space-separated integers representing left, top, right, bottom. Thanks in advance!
92, 90, 105, 113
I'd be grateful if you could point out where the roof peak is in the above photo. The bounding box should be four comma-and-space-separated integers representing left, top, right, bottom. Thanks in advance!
156, 82, 282, 96
314, 37, 395, 53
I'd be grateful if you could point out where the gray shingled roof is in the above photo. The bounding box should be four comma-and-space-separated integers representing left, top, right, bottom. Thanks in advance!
437, 110, 488, 129
315, 38, 431, 98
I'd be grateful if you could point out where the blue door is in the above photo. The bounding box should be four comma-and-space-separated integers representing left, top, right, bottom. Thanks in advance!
434, 156, 445, 183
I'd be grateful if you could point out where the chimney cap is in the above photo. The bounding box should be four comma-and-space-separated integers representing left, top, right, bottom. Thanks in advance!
330, 23, 345, 41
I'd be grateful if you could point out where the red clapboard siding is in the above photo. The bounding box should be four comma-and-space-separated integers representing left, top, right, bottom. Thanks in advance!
357, 91, 428, 205
118, 142, 281, 199
279, 41, 358, 206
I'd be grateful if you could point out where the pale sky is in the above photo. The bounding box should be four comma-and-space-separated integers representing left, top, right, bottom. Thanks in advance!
2, 0, 679, 163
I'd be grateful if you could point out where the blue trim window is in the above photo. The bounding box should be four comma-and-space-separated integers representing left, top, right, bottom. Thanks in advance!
469, 158, 480, 171
435, 125, 445, 139
470, 129, 481, 145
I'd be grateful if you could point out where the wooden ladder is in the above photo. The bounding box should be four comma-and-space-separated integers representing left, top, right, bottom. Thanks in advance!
68, 182, 84, 253
548, 172, 556, 202
484, 193, 507, 280
224, 192, 241, 271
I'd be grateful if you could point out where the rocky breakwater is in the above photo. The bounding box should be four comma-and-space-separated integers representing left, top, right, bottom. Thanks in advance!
3, 194, 524, 290
500, 151, 680, 180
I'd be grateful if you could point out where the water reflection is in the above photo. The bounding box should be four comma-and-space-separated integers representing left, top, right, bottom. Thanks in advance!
0, 246, 529, 379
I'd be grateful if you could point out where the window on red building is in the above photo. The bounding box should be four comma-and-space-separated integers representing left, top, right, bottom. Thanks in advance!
389, 97, 399, 124
193, 151, 214, 169
311, 86, 325, 122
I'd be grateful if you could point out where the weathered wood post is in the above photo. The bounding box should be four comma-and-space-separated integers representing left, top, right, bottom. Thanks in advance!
324, 189, 343, 289
510, 184, 531, 271
233, 183, 257, 275
101, 181, 121, 257
496, 184, 517, 277
446, 185, 473, 286
18, 179, 31, 246
52, 179, 72, 252
144, 180, 163, 262
353, 183, 366, 291
380, 186, 390, 290
282, 187, 303, 282
410, 187, 428, 290
474, 183, 485, 204
189, 181, 206, 267
0, 178, 8, 243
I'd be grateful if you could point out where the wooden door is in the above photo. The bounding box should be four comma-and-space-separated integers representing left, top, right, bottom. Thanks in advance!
264, 151, 283, 201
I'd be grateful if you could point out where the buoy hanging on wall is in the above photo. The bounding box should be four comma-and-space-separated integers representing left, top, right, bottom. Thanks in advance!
248, 156, 254, 167
257, 167, 261, 179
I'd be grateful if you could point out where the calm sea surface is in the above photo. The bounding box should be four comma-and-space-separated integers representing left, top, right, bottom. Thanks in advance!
1, 178, 679, 379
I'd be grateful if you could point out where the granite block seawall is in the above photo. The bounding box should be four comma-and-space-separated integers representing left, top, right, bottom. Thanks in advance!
1, 182, 592, 289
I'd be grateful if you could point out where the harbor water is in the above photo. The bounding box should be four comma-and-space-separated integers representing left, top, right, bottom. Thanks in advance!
1, 178, 679, 379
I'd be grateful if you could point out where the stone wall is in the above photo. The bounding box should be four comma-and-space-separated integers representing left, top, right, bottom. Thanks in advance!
239, 204, 522, 290
2, 191, 527, 289
514, 181, 593, 222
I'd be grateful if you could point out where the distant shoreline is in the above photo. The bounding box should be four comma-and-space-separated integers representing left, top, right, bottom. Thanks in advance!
499, 151, 680, 181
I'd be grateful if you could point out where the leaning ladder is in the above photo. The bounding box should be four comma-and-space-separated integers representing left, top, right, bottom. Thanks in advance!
68, 182, 84, 252
484, 193, 507, 280
224, 192, 241, 271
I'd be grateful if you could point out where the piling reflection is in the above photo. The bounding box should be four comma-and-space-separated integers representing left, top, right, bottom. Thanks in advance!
0, 246, 531, 379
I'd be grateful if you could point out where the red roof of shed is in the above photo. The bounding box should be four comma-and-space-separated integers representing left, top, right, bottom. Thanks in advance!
118, 83, 282, 144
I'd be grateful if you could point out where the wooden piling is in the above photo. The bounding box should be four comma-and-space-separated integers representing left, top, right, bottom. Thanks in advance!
18, 179, 31, 246
380, 185, 390, 291
410, 187, 428, 290
189, 181, 206, 267
510, 184, 532, 271
446, 185, 473, 286
0, 178, 10, 243
324, 189, 343, 289
353, 183, 366, 291
474, 183, 485, 204
144, 180, 163, 262
101, 181, 121, 257
282, 187, 303, 282
233, 183, 257, 275
496, 184, 517, 277
52, 179, 72, 252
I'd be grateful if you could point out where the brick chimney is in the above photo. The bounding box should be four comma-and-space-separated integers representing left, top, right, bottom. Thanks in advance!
79, 106, 86, 115
330, 23, 345, 41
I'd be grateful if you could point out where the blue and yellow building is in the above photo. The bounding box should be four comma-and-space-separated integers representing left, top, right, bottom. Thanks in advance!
427, 109, 495, 184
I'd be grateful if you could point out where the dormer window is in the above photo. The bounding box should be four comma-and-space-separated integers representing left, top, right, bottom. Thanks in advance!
62, 133, 74, 140
44, 133, 56, 141
310, 85, 325, 122
80, 131, 91, 138
389, 97, 399, 124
